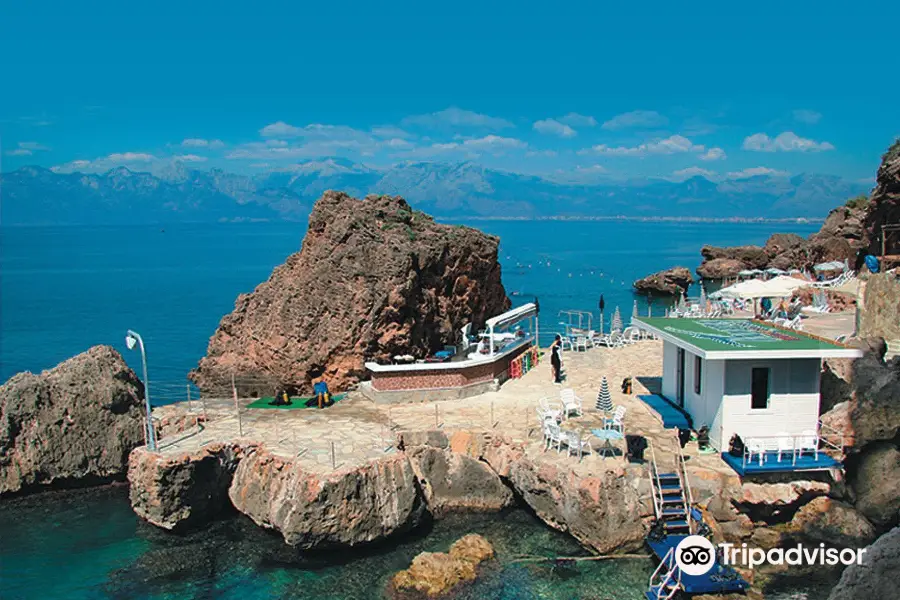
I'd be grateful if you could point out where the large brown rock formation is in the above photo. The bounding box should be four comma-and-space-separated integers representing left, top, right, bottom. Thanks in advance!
633, 266, 694, 295
863, 140, 900, 258
191, 191, 509, 395
0, 346, 145, 496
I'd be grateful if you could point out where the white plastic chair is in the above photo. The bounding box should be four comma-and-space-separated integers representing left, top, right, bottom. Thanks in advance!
775, 432, 794, 463
560, 389, 583, 418
797, 430, 819, 461
545, 423, 564, 453
564, 430, 593, 461
622, 326, 641, 343
745, 438, 766, 466
575, 336, 589, 352
604, 405, 626, 433
539, 398, 563, 422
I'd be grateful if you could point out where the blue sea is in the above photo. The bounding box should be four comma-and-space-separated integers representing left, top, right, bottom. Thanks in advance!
2, 219, 835, 600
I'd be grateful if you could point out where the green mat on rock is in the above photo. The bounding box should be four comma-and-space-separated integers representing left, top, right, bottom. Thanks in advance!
245, 393, 347, 410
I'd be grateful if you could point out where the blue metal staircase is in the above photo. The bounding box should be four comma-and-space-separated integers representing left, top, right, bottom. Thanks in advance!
646, 435, 749, 598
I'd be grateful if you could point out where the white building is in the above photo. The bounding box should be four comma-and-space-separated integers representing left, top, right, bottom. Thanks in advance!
634, 318, 862, 454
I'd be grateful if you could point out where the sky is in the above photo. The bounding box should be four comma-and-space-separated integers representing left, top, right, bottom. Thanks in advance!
1, 0, 898, 184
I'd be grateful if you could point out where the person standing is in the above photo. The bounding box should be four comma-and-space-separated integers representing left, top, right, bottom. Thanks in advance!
550, 334, 563, 384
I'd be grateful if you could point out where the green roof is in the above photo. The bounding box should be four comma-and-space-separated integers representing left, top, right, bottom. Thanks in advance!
634, 317, 855, 356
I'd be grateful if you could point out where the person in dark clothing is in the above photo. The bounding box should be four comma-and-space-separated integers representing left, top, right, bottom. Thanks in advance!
550, 334, 563, 384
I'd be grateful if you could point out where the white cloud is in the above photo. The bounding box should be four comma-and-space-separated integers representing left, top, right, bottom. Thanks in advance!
371, 125, 414, 139
558, 113, 597, 127
533, 118, 576, 138
726, 166, 789, 179
525, 149, 558, 158
259, 121, 304, 137
380, 138, 414, 149
742, 132, 834, 152
18, 141, 50, 151
699, 147, 726, 161
181, 138, 224, 149
673, 167, 715, 179
587, 134, 704, 157
51, 159, 91, 172
5, 141, 50, 156
462, 135, 527, 149
601, 110, 668, 130
401, 107, 514, 130
106, 152, 156, 162
175, 154, 207, 162
792, 109, 822, 124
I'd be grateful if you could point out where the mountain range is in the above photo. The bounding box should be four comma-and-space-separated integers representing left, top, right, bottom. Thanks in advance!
0, 159, 870, 225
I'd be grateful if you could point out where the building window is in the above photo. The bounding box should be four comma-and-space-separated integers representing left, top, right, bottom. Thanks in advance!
751, 367, 770, 409
694, 356, 702, 394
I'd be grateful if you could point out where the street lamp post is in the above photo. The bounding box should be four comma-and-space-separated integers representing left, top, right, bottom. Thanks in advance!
126, 329, 157, 451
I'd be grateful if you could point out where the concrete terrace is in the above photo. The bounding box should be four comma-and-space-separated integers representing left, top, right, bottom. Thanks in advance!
152, 339, 735, 478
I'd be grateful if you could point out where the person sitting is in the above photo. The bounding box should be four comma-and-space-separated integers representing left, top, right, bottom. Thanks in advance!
269, 387, 291, 406
313, 378, 332, 408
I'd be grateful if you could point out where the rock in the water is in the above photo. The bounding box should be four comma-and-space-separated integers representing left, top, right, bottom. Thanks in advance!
788, 496, 876, 548
0, 346, 145, 496
390, 534, 494, 598
849, 442, 900, 529
506, 453, 647, 554
228, 448, 426, 548
633, 266, 694, 295
828, 525, 900, 600
128, 442, 248, 530
191, 191, 509, 395
406, 445, 514, 515
696, 257, 746, 279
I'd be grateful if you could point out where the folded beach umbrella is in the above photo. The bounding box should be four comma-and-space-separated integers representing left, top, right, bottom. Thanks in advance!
611, 306, 623, 332
596, 376, 613, 412
632, 300, 638, 319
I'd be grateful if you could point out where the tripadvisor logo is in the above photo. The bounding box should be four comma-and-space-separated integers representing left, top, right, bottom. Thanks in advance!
674, 535, 867, 574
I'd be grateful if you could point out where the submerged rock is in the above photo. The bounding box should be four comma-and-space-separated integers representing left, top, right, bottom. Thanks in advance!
190, 191, 509, 395
632, 266, 694, 295
0, 346, 145, 496
390, 534, 494, 598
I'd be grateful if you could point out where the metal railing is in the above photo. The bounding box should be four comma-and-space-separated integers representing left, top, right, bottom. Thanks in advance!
648, 547, 681, 600
648, 438, 662, 519
674, 430, 696, 534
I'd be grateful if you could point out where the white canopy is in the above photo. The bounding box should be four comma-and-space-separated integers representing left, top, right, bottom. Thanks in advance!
765, 267, 786, 275
714, 275, 806, 299
486, 302, 537, 330
738, 269, 763, 277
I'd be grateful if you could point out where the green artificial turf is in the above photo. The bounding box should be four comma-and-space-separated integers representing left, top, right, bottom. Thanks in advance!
634, 317, 846, 352
245, 393, 347, 410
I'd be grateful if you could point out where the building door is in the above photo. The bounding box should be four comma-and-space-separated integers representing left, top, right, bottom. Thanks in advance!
676, 348, 685, 407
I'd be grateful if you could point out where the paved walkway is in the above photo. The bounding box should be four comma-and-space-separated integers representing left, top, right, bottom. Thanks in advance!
151, 309, 854, 477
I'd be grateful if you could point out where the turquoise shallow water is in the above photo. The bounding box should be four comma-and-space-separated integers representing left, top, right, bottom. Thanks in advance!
0, 487, 655, 600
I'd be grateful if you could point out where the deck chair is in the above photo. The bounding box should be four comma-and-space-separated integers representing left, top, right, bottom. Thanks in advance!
575, 336, 590, 352
560, 389, 583, 418
622, 326, 641, 343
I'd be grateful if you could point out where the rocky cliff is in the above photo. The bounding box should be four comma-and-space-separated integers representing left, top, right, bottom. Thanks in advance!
0, 346, 146, 496
191, 191, 509, 395
695, 139, 900, 279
